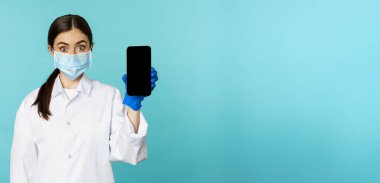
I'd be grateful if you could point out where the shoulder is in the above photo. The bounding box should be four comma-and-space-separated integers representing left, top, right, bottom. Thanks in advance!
16, 87, 40, 115
22, 87, 40, 108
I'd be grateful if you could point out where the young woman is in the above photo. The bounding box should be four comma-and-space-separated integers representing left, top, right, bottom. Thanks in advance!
10, 14, 158, 183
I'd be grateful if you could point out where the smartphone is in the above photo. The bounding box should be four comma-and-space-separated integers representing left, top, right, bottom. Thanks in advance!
127, 46, 151, 96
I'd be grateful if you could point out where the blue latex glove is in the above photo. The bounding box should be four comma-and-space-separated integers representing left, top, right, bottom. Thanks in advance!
122, 67, 158, 111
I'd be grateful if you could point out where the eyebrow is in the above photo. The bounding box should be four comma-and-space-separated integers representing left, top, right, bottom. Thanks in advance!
57, 40, 88, 46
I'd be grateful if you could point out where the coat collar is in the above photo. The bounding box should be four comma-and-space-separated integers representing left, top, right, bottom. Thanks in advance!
51, 73, 92, 98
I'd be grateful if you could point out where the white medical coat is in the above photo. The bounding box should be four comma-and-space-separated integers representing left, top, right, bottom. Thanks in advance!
10, 73, 148, 183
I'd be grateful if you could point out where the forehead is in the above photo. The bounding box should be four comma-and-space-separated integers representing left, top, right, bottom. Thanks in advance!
54, 28, 89, 45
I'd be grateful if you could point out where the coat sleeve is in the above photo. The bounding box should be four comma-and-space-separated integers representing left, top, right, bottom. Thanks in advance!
10, 97, 38, 183
108, 88, 148, 165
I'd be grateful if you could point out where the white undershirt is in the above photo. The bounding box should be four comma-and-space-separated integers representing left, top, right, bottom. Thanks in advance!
63, 88, 78, 100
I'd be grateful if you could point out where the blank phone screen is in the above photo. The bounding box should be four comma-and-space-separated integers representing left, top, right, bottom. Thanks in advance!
127, 46, 151, 96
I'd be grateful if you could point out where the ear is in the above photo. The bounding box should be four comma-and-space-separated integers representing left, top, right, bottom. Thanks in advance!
48, 45, 54, 57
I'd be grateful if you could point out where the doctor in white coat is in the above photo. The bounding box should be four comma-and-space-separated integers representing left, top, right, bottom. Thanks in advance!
10, 14, 158, 183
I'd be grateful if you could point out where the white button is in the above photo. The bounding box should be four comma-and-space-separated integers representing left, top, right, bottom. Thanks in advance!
67, 122, 70, 125
68, 154, 71, 158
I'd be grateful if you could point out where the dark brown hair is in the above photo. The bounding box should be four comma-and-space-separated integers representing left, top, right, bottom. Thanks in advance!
32, 14, 94, 121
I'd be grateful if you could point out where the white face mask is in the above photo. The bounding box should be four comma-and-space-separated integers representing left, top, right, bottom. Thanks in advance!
53, 50, 92, 80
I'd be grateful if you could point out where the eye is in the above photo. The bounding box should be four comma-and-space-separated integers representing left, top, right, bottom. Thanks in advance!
59, 47, 68, 52
77, 45, 86, 51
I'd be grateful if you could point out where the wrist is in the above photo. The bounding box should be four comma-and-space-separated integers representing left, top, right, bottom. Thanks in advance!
123, 93, 142, 111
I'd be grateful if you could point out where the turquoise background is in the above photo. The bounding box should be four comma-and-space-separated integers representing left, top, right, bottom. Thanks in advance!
1, 0, 380, 182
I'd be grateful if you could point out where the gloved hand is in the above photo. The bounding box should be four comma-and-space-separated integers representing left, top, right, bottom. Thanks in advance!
122, 67, 158, 111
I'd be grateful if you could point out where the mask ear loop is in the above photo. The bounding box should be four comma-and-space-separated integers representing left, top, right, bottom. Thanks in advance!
50, 47, 60, 69
87, 50, 93, 68
49, 46, 56, 54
